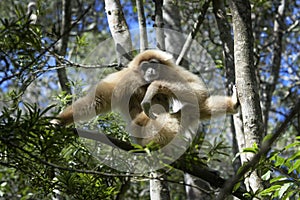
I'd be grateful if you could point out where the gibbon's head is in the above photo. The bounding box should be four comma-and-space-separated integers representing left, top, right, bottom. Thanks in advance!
129, 50, 175, 71
140, 59, 161, 83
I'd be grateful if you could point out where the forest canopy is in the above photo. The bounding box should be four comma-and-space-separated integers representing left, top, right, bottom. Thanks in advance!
0, 0, 299, 199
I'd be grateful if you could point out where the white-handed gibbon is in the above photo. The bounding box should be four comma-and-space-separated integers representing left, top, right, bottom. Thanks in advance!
56, 50, 173, 125
56, 49, 239, 147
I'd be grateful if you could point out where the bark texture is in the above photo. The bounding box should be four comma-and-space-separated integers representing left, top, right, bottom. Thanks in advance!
212, 0, 243, 173
229, 0, 264, 194
136, 0, 148, 51
105, 0, 132, 65
55, 0, 72, 95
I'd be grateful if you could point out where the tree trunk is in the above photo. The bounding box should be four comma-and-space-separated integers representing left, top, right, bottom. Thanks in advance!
154, 0, 165, 50
176, 0, 210, 65
55, 0, 72, 95
262, 0, 286, 134
229, 0, 264, 194
150, 172, 170, 200
212, 0, 243, 174
136, 0, 148, 52
104, 0, 132, 66
163, 0, 185, 60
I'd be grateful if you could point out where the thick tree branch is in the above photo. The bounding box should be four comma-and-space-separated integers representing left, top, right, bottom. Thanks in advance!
212, 0, 243, 174
229, 0, 264, 193
74, 128, 249, 199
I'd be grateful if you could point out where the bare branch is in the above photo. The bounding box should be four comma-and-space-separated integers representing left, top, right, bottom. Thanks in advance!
176, 0, 211, 65
55, 0, 72, 94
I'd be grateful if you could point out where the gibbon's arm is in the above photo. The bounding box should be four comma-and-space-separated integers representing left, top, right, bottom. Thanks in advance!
56, 71, 127, 125
141, 80, 239, 120
141, 80, 199, 118
200, 85, 239, 119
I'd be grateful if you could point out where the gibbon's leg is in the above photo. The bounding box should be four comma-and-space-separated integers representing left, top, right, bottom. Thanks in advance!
57, 81, 114, 125
130, 111, 180, 147
200, 85, 239, 119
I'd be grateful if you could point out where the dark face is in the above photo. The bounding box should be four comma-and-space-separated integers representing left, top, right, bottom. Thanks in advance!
140, 59, 161, 83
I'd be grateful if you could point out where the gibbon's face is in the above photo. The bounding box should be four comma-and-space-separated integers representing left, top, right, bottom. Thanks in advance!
140, 59, 161, 83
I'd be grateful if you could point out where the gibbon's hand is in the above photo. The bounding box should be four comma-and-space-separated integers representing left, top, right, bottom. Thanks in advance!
141, 100, 159, 119
232, 85, 239, 109
141, 100, 151, 117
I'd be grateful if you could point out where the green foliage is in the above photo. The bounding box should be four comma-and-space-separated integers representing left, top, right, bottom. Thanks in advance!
201, 136, 231, 163
258, 137, 300, 199
0, 0, 299, 199
0, 103, 121, 199
96, 112, 129, 141
76, 35, 89, 47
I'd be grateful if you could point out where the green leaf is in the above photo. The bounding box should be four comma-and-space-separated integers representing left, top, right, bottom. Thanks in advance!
284, 141, 300, 150
278, 183, 291, 199
232, 182, 241, 193
261, 170, 271, 181
288, 159, 300, 174
243, 147, 258, 154
259, 185, 281, 196
273, 155, 285, 167
269, 176, 287, 184
287, 151, 300, 162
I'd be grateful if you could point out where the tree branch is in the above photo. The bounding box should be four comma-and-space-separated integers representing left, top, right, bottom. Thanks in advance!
217, 98, 300, 199
55, 0, 72, 95
73, 128, 249, 199
176, 0, 211, 65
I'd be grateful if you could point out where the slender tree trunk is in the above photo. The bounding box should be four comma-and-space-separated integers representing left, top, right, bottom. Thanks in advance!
150, 172, 170, 200
163, 0, 185, 60
104, 0, 132, 66
229, 0, 264, 194
176, 0, 210, 65
136, 0, 148, 52
55, 0, 72, 95
154, 0, 165, 50
212, 0, 243, 173
262, 0, 286, 134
